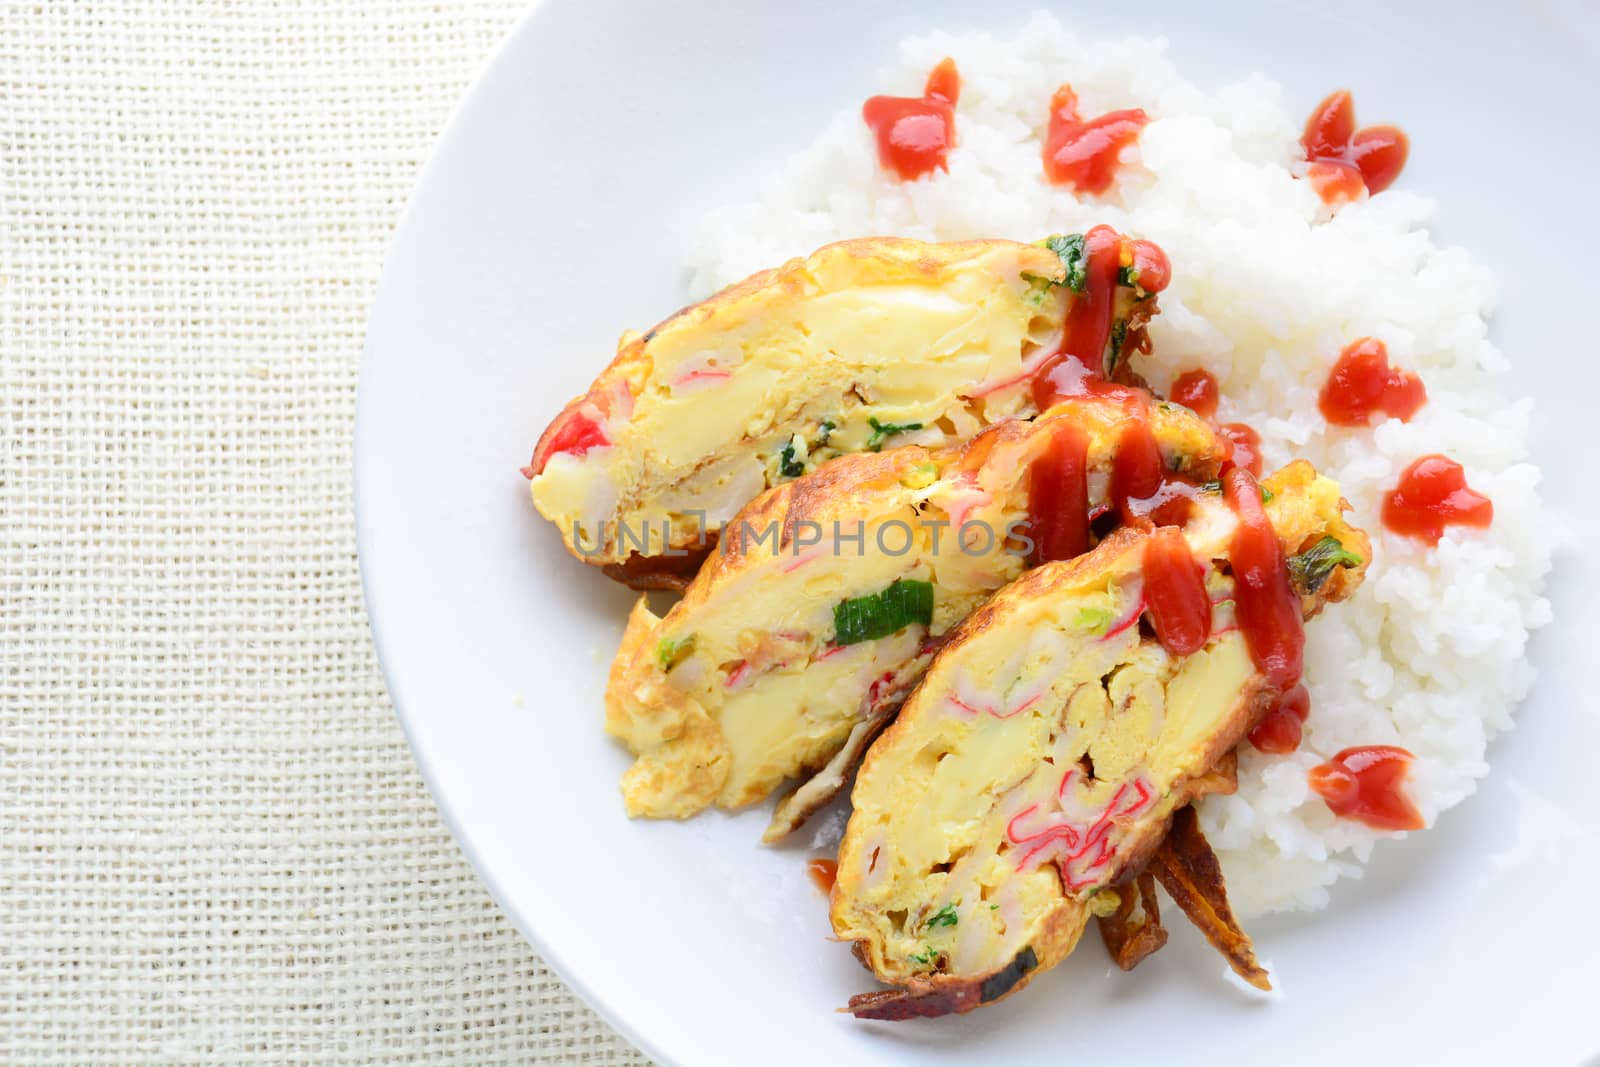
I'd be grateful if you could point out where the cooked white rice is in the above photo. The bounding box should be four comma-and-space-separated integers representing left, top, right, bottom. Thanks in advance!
684, 13, 1558, 916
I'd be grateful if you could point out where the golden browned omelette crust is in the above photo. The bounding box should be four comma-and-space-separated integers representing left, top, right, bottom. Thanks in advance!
1147, 804, 1271, 989
1097, 869, 1167, 972
830, 463, 1369, 1020
525, 234, 1165, 585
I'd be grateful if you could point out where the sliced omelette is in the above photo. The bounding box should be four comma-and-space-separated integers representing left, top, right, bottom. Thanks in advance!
604, 395, 1228, 841
830, 462, 1370, 1019
525, 232, 1170, 588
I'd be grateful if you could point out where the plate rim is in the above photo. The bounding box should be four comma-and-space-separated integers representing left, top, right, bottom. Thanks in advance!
352, 2, 676, 1062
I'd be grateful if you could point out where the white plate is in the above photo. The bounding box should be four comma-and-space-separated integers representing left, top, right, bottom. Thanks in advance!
356, 3, 1600, 1064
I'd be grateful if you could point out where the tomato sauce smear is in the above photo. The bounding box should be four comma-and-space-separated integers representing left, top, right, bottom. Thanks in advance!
1247, 683, 1310, 754
1042, 84, 1149, 195
1318, 337, 1426, 426
862, 58, 961, 181
1027, 419, 1091, 565
1308, 745, 1425, 831
1301, 89, 1409, 205
1223, 467, 1303, 690
1170, 369, 1218, 419
1127, 239, 1170, 294
1218, 422, 1263, 478
1382, 455, 1493, 545
1141, 527, 1211, 656
1033, 226, 1126, 406
1111, 418, 1166, 524
1032, 227, 1170, 410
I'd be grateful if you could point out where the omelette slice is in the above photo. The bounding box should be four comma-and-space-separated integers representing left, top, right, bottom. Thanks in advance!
830, 462, 1369, 1019
604, 394, 1228, 841
525, 231, 1170, 588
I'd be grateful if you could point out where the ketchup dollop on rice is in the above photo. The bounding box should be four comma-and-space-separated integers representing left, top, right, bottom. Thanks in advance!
1300, 89, 1409, 205
863, 58, 961, 181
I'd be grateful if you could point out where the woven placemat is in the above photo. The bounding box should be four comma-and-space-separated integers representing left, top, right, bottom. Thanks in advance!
0, 2, 652, 1061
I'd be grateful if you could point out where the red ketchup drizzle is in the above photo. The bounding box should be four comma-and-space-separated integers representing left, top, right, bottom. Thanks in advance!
1033, 228, 1170, 410
862, 58, 961, 181
1219, 422, 1263, 478
807, 858, 839, 893
1318, 337, 1426, 426
1129, 240, 1170, 294
1042, 84, 1149, 195
1141, 527, 1211, 656
1111, 418, 1165, 524
1223, 467, 1303, 690
1247, 682, 1310, 754
1165, 368, 1258, 487
1023, 228, 1187, 541
524, 397, 611, 478
1035, 353, 1146, 411
1034, 225, 1126, 407
1132, 425, 1192, 526
1170, 369, 1218, 419
1381, 455, 1493, 545
1301, 90, 1409, 205
1308, 746, 1425, 831
1027, 420, 1091, 564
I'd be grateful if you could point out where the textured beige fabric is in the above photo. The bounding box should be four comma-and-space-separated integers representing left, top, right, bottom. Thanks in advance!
0, 1, 652, 1061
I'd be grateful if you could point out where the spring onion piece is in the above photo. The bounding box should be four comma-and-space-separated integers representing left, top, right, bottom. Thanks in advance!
655, 634, 697, 671
866, 417, 924, 452
1044, 233, 1088, 292
778, 435, 806, 478
1105, 318, 1129, 375
832, 579, 934, 646
1075, 606, 1114, 634
1287, 536, 1363, 595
